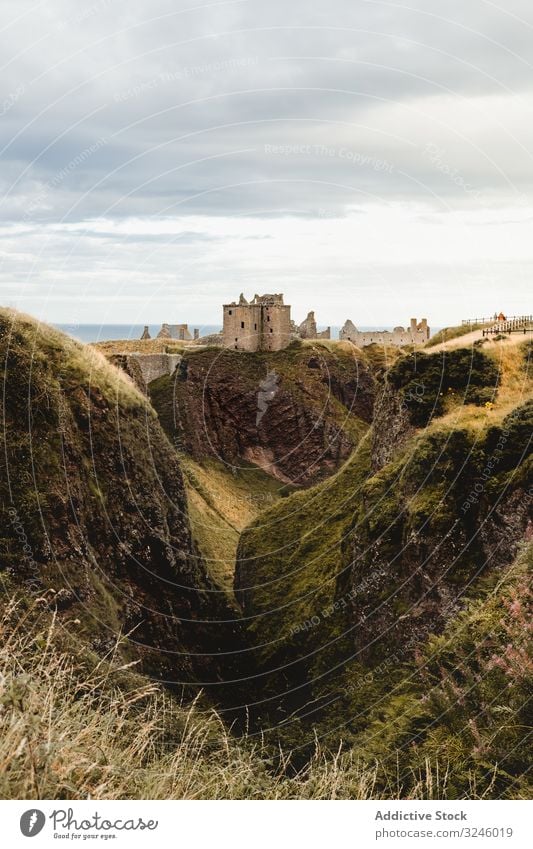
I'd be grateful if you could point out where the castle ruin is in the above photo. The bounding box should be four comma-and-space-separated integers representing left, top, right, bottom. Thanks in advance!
223, 293, 292, 351
157, 323, 195, 341
340, 318, 430, 347
139, 323, 200, 341
298, 311, 331, 340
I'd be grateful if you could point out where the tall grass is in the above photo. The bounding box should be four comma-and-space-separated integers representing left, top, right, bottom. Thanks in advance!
0, 307, 149, 412
0, 599, 459, 800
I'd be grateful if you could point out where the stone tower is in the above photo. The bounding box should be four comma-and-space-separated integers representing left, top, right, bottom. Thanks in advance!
223, 293, 292, 352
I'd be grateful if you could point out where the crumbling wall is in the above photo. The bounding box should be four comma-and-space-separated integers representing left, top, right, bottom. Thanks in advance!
340, 318, 429, 347
298, 311, 318, 339
298, 310, 331, 340
157, 324, 193, 340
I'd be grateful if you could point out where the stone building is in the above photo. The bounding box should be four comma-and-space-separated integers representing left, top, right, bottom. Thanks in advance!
340, 318, 430, 347
223, 293, 292, 351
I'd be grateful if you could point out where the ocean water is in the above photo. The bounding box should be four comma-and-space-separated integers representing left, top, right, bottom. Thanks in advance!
54, 324, 436, 344
54, 324, 222, 343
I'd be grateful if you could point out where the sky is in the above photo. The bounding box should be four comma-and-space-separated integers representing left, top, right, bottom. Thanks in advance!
0, 0, 532, 326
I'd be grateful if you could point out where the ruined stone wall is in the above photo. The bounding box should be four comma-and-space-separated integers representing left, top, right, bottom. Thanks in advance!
299, 311, 318, 339
340, 318, 429, 348
298, 311, 331, 341
262, 304, 292, 351
223, 303, 263, 351
158, 324, 192, 341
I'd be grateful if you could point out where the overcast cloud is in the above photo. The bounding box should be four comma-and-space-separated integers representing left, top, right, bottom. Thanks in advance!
1, 0, 532, 324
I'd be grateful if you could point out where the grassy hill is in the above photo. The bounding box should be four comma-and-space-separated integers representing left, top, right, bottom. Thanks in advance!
1, 543, 529, 799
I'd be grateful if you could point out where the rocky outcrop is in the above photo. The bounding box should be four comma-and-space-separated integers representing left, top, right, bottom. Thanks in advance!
338, 403, 533, 666
149, 345, 375, 487
370, 380, 414, 471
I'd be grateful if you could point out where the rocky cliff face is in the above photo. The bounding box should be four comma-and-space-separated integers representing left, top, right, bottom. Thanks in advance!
370, 380, 414, 471
342, 347, 530, 664
150, 344, 375, 487
340, 405, 533, 668
0, 311, 242, 698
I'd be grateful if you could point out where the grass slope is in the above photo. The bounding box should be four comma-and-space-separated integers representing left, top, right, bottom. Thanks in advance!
425, 322, 491, 348
2, 546, 529, 799
236, 435, 371, 662
180, 456, 293, 599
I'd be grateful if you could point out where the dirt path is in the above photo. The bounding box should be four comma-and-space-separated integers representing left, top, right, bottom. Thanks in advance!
427, 328, 532, 353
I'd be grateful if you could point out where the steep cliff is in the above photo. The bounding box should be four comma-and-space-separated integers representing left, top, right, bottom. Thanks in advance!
0, 310, 242, 697
149, 342, 375, 487
340, 401, 532, 668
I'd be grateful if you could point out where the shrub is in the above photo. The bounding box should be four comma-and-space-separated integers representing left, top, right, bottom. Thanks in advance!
388, 349, 500, 426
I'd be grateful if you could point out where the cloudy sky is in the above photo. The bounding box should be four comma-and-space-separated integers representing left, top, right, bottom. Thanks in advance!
1, 0, 532, 326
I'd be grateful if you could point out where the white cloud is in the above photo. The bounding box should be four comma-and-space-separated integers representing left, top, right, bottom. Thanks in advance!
0, 0, 532, 323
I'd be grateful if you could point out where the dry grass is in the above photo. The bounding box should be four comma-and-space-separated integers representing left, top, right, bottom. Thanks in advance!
425, 322, 492, 348
0, 599, 270, 800
435, 340, 532, 433
93, 338, 194, 356
0, 598, 458, 800
427, 326, 532, 353
0, 308, 149, 412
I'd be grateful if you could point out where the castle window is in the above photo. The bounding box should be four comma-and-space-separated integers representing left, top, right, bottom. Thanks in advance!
235, 337, 238, 342
241, 321, 245, 329
228, 310, 232, 315
270, 328, 273, 333
267, 315, 270, 322
254, 323, 257, 330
